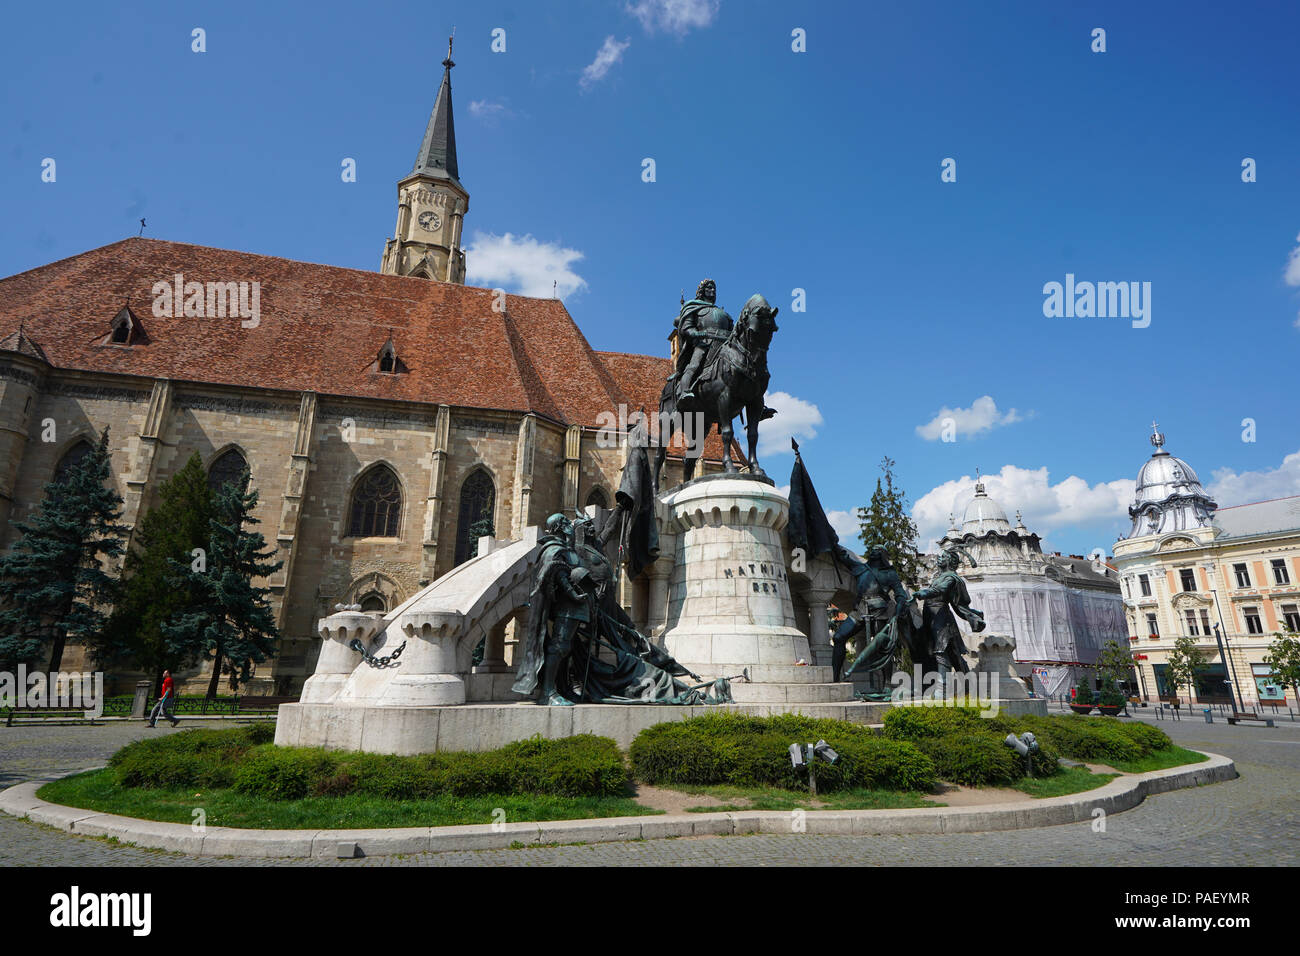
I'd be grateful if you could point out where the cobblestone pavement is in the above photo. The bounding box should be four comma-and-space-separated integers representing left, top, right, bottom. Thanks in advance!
2, 716, 1297, 866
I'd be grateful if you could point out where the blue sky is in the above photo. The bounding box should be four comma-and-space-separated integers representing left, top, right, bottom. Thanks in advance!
3, 0, 1299, 556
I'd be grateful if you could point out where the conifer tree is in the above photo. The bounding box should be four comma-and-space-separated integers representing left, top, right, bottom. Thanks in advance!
0, 428, 126, 673
99, 452, 213, 691
855, 456, 923, 589
163, 469, 282, 699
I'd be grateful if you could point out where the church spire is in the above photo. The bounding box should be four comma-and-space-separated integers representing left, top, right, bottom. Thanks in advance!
412, 34, 460, 187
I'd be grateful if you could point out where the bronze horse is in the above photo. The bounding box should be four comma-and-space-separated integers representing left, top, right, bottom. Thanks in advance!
652, 293, 779, 493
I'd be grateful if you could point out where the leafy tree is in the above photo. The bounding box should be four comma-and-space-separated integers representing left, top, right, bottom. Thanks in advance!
856, 456, 922, 589
1094, 639, 1134, 704
0, 428, 126, 673
98, 452, 214, 693
163, 469, 282, 699
1263, 628, 1300, 703
1165, 634, 1208, 704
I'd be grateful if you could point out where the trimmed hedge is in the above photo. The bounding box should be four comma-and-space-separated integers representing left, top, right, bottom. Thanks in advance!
1010, 714, 1170, 764
882, 705, 1019, 742
109, 729, 628, 800
109, 724, 275, 789
629, 712, 936, 792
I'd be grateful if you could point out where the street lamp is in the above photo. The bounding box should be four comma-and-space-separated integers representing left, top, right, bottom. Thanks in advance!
1201, 560, 1246, 713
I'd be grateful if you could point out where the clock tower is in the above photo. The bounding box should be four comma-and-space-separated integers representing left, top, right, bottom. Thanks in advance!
381, 35, 468, 283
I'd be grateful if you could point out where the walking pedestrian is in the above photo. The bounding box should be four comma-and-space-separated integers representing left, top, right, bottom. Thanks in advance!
147, 670, 180, 727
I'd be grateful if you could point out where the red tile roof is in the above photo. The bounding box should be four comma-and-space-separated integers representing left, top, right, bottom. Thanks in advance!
0, 238, 739, 461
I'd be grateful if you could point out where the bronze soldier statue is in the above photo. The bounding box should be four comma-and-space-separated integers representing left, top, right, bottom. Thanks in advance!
910, 547, 986, 687
673, 278, 734, 403
834, 544, 914, 685
511, 513, 593, 706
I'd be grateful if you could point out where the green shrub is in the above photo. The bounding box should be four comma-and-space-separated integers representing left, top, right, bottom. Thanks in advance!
228, 734, 627, 801
918, 735, 1021, 787
1011, 714, 1144, 763
234, 746, 337, 800
630, 714, 936, 792
1111, 720, 1171, 752
881, 705, 1018, 742
109, 725, 272, 789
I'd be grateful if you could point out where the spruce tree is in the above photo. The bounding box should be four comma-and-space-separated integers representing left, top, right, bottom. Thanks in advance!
163, 468, 283, 699
99, 452, 213, 691
855, 456, 923, 589
0, 428, 126, 673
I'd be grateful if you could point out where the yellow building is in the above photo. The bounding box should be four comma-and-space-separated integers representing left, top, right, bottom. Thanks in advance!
1113, 426, 1300, 708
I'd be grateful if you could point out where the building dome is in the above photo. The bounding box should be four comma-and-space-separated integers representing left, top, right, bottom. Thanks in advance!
1125, 425, 1216, 538
962, 478, 1012, 535
1135, 451, 1206, 505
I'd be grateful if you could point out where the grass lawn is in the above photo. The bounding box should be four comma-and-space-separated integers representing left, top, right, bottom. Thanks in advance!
1102, 745, 1209, 775
1010, 766, 1117, 798
38, 769, 661, 830
664, 784, 936, 813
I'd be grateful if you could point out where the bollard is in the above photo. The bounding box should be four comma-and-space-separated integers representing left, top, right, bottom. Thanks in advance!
130, 680, 151, 719
1203, 707, 1213, 724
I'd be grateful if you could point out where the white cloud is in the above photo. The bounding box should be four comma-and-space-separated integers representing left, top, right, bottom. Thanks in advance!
826, 509, 860, 544
1209, 449, 1300, 505
1285, 232, 1300, 327
916, 395, 1024, 441
627, 0, 720, 35
464, 232, 588, 299
912, 465, 1135, 552
757, 391, 823, 457
580, 36, 630, 90
468, 99, 512, 123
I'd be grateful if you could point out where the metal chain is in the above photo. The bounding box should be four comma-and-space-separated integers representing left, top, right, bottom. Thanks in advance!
348, 638, 407, 668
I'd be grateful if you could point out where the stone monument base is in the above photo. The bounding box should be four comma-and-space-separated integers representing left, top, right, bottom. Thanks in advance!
275, 696, 1047, 754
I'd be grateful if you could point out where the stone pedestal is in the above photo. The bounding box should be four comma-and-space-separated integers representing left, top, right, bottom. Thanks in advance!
300, 610, 373, 704
660, 476, 812, 677
973, 633, 1028, 700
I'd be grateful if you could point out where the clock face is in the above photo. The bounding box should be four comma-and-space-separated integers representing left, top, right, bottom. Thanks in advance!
417, 210, 441, 231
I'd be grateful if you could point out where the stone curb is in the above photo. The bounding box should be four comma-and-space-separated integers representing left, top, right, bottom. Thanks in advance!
0, 752, 1236, 859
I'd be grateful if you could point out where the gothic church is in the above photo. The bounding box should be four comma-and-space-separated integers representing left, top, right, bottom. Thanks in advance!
0, 44, 719, 694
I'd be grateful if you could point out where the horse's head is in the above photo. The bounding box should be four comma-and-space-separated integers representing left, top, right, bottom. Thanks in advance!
737, 293, 779, 349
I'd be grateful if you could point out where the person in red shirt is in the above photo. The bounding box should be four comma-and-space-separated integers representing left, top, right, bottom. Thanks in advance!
148, 670, 180, 727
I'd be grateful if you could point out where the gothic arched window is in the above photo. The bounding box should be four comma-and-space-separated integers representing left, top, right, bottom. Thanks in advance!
359, 592, 387, 613
454, 469, 495, 566
53, 441, 93, 485
349, 465, 402, 537
585, 487, 609, 510
207, 448, 248, 494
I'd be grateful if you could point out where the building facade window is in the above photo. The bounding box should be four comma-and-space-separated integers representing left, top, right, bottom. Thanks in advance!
1146, 613, 1159, 638
1243, 606, 1264, 636
359, 592, 387, 612
453, 469, 495, 566
1234, 563, 1251, 588
1283, 604, 1300, 633
348, 465, 402, 538
1200, 609, 1212, 635
207, 448, 248, 494
1184, 609, 1199, 636
1271, 559, 1290, 586
1138, 573, 1152, 597
585, 487, 609, 510
53, 441, 93, 485
1179, 568, 1197, 592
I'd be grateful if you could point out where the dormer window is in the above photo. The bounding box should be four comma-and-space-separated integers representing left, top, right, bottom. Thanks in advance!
375, 336, 404, 374
105, 304, 143, 346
